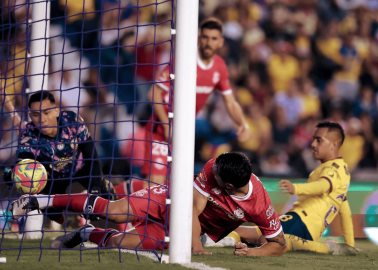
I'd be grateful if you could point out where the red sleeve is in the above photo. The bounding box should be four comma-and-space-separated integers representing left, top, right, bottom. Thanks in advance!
252, 177, 283, 238
215, 56, 231, 93
193, 159, 216, 195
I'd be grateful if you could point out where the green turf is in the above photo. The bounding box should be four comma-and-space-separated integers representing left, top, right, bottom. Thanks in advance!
0, 239, 377, 270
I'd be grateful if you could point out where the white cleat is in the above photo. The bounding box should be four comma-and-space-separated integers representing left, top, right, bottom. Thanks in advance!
10, 194, 39, 220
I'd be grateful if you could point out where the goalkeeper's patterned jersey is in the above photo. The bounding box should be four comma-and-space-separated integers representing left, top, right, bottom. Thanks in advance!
17, 111, 89, 179
291, 158, 351, 241
194, 159, 282, 242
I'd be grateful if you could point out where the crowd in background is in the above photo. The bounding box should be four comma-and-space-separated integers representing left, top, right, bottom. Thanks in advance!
1, 0, 378, 185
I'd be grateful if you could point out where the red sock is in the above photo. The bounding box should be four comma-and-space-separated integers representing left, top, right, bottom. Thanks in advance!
89, 228, 119, 247
52, 194, 109, 215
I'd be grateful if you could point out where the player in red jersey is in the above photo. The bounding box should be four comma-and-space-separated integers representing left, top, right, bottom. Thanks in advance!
143, 17, 251, 185
10, 152, 285, 256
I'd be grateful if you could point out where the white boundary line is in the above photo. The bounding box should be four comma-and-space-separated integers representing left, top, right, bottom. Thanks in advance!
83, 243, 227, 270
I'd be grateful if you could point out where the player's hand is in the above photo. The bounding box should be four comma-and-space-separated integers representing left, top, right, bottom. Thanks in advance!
192, 247, 212, 255
279, 179, 295, 194
237, 124, 251, 143
234, 242, 249, 256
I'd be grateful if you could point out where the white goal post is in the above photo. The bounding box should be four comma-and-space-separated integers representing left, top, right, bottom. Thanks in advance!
169, 0, 199, 264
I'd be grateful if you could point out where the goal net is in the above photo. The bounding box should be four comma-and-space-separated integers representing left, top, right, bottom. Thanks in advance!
0, 0, 180, 263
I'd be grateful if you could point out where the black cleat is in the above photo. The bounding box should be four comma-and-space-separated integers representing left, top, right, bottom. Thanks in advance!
51, 224, 94, 248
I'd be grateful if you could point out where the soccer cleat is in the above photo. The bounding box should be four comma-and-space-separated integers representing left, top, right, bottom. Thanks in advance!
50, 224, 94, 249
10, 194, 39, 219
203, 231, 240, 247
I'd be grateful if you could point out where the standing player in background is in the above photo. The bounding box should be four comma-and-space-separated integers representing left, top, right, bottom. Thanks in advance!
11, 152, 286, 256
234, 121, 358, 256
143, 17, 251, 185
3, 91, 113, 222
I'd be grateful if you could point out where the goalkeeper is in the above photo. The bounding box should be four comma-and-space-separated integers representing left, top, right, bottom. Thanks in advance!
233, 121, 357, 256
2, 90, 114, 223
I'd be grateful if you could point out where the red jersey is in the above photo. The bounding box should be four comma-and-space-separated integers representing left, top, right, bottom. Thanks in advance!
143, 55, 233, 177
194, 159, 282, 242
146, 54, 232, 137
155, 54, 232, 115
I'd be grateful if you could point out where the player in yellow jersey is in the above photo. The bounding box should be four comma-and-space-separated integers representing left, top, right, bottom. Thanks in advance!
233, 121, 358, 256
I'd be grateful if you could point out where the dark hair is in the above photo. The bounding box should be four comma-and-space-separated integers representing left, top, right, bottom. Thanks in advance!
215, 152, 252, 188
200, 17, 223, 33
28, 90, 55, 108
316, 121, 345, 146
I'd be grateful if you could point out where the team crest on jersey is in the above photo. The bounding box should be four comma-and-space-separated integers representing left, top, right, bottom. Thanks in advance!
266, 205, 274, 218
211, 187, 221, 195
233, 208, 245, 219
212, 72, 220, 84
57, 143, 65, 151
327, 170, 335, 177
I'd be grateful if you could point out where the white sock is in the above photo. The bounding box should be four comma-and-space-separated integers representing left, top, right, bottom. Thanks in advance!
36, 194, 54, 209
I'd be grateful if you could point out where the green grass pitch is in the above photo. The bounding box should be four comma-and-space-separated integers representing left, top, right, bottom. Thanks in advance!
0, 239, 377, 270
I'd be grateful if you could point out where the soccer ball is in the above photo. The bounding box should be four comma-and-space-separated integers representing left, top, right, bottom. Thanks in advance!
12, 159, 48, 194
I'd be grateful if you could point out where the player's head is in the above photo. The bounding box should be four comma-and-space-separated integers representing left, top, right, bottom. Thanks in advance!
213, 152, 252, 193
198, 17, 224, 61
28, 90, 59, 137
311, 121, 345, 162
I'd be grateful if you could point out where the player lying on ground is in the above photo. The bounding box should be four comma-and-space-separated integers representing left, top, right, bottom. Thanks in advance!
11, 152, 286, 256
232, 121, 358, 256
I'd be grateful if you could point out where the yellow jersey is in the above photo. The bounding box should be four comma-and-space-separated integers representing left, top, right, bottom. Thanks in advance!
291, 158, 352, 241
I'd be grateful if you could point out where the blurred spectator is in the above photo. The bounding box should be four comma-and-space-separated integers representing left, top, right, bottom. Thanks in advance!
274, 79, 303, 127
340, 117, 365, 171
298, 78, 321, 119
352, 86, 377, 117
267, 40, 300, 93
260, 147, 292, 178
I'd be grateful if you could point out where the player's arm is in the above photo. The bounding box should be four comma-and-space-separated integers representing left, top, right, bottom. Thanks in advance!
148, 84, 170, 139
234, 230, 286, 256
221, 93, 250, 142
339, 198, 355, 247
280, 178, 331, 195
77, 135, 104, 194
192, 187, 211, 255
0, 89, 21, 127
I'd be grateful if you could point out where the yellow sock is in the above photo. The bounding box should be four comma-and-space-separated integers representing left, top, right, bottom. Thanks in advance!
285, 234, 330, 254
227, 231, 241, 243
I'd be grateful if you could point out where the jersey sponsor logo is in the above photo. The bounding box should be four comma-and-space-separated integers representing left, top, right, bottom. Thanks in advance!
207, 196, 243, 221
269, 218, 280, 231
212, 72, 220, 84
196, 172, 207, 188
152, 142, 168, 156
234, 208, 245, 219
54, 157, 73, 171
211, 188, 221, 195
196, 86, 214, 94
134, 189, 148, 197
151, 185, 168, 195
266, 205, 274, 218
